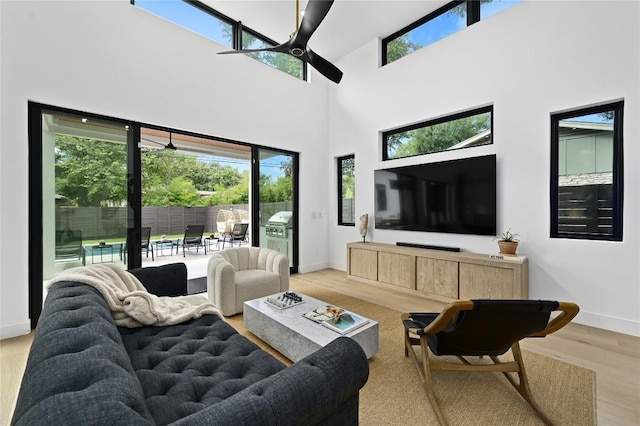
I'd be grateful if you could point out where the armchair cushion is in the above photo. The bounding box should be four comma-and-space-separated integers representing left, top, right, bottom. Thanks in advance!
207, 247, 289, 316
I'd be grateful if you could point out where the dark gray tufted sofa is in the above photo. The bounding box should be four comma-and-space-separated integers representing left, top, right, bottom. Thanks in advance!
12, 263, 369, 425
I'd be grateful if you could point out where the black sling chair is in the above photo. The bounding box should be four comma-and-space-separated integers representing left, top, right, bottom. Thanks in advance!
402, 299, 579, 425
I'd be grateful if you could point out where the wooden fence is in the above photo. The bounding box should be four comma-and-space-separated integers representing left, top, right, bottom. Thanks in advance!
55, 202, 293, 239
557, 184, 613, 235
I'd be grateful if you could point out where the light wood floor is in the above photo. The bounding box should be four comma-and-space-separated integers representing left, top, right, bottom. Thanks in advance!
2, 268, 639, 425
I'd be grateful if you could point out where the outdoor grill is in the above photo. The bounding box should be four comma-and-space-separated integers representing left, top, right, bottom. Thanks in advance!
264, 211, 294, 263
265, 211, 294, 238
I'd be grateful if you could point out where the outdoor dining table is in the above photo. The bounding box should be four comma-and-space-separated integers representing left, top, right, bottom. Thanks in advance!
154, 239, 178, 257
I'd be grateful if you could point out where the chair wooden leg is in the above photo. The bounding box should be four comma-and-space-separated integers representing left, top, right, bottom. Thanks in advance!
419, 337, 449, 426
403, 328, 449, 425
493, 343, 555, 426
404, 328, 410, 357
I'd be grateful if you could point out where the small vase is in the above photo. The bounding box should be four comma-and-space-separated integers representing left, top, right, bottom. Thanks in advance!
498, 241, 518, 255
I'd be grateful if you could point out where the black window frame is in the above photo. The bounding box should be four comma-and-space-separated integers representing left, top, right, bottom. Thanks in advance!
550, 100, 624, 241
382, 1, 472, 66
382, 0, 524, 65
132, 0, 307, 81
382, 105, 493, 161
337, 154, 355, 226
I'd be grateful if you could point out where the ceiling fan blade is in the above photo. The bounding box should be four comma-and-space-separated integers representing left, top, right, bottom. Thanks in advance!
305, 48, 343, 84
217, 0, 342, 84
292, 0, 334, 48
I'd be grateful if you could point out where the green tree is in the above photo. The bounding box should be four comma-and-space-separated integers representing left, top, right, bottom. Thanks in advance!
388, 113, 491, 159
181, 159, 242, 191
251, 51, 304, 79
205, 172, 250, 205
55, 136, 127, 206
54, 139, 248, 207
140, 148, 244, 206
386, 34, 423, 64
144, 176, 201, 207
279, 157, 294, 178
232, 26, 304, 79
341, 157, 355, 199
272, 175, 293, 202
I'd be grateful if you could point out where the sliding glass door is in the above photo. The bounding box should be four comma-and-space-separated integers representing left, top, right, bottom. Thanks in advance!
254, 148, 298, 272
29, 103, 299, 327
138, 127, 251, 280
41, 111, 132, 285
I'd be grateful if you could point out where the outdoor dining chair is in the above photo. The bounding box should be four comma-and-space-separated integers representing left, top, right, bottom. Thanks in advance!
141, 226, 154, 261
55, 228, 86, 266
220, 223, 249, 249
180, 225, 206, 257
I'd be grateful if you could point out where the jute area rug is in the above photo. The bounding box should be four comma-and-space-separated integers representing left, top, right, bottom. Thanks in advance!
226, 279, 596, 425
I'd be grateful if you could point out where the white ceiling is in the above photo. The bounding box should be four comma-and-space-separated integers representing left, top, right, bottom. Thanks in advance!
207, 0, 450, 61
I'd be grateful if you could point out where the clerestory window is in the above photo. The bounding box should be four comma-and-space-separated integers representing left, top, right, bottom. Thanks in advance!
133, 0, 306, 80
382, 106, 493, 161
382, 0, 521, 65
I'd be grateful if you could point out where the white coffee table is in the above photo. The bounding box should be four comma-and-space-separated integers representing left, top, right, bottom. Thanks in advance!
244, 292, 379, 362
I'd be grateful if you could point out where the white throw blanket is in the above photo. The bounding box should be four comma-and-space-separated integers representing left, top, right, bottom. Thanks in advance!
48, 264, 221, 328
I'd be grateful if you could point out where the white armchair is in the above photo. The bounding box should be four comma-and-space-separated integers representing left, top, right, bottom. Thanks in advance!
207, 247, 289, 316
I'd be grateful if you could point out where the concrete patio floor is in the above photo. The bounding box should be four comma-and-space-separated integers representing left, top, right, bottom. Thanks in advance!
141, 245, 215, 280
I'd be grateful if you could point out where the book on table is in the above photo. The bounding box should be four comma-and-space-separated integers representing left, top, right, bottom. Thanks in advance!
303, 305, 370, 335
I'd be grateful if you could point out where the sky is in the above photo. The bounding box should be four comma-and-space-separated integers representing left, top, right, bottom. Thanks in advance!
196, 153, 288, 180
405, 0, 521, 50
135, 0, 232, 46
138, 0, 523, 57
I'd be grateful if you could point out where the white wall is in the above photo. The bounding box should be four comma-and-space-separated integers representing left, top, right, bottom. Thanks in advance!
0, 0, 331, 338
328, 1, 640, 336
2, 1, 638, 339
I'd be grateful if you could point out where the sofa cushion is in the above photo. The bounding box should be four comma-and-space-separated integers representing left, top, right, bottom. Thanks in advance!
129, 263, 188, 297
118, 314, 286, 426
12, 282, 154, 426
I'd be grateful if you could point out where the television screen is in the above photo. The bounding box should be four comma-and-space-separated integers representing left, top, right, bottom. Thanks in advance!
374, 155, 496, 235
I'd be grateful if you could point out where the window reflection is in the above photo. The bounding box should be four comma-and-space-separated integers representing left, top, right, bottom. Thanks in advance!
384, 106, 492, 160
552, 103, 623, 240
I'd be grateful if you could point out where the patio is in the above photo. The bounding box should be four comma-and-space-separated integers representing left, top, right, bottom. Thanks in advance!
140, 241, 218, 280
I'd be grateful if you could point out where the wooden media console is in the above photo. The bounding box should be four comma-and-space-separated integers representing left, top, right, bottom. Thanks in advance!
346, 242, 528, 302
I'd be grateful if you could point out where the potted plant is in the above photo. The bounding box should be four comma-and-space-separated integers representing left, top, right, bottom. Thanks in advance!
497, 229, 519, 255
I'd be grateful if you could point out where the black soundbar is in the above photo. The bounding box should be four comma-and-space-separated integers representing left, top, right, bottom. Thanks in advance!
396, 242, 461, 252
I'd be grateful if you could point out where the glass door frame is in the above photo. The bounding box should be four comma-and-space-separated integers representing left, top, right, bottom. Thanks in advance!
28, 102, 300, 328
251, 146, 299, 274
28, 102, 142, 328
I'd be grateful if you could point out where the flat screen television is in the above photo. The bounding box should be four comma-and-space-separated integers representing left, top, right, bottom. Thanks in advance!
374, 154, 496, 236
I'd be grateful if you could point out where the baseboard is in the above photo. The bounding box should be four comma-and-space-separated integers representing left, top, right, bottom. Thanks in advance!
576, 310, 640, 337
298, 261, 330, 274
0, 321, 31, 340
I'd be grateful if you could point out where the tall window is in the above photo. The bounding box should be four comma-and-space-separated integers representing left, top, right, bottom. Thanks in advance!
338, 155, 355, 226
382, 0, 521, 65
383, 106, 492, 161
550, 101, 624, 241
